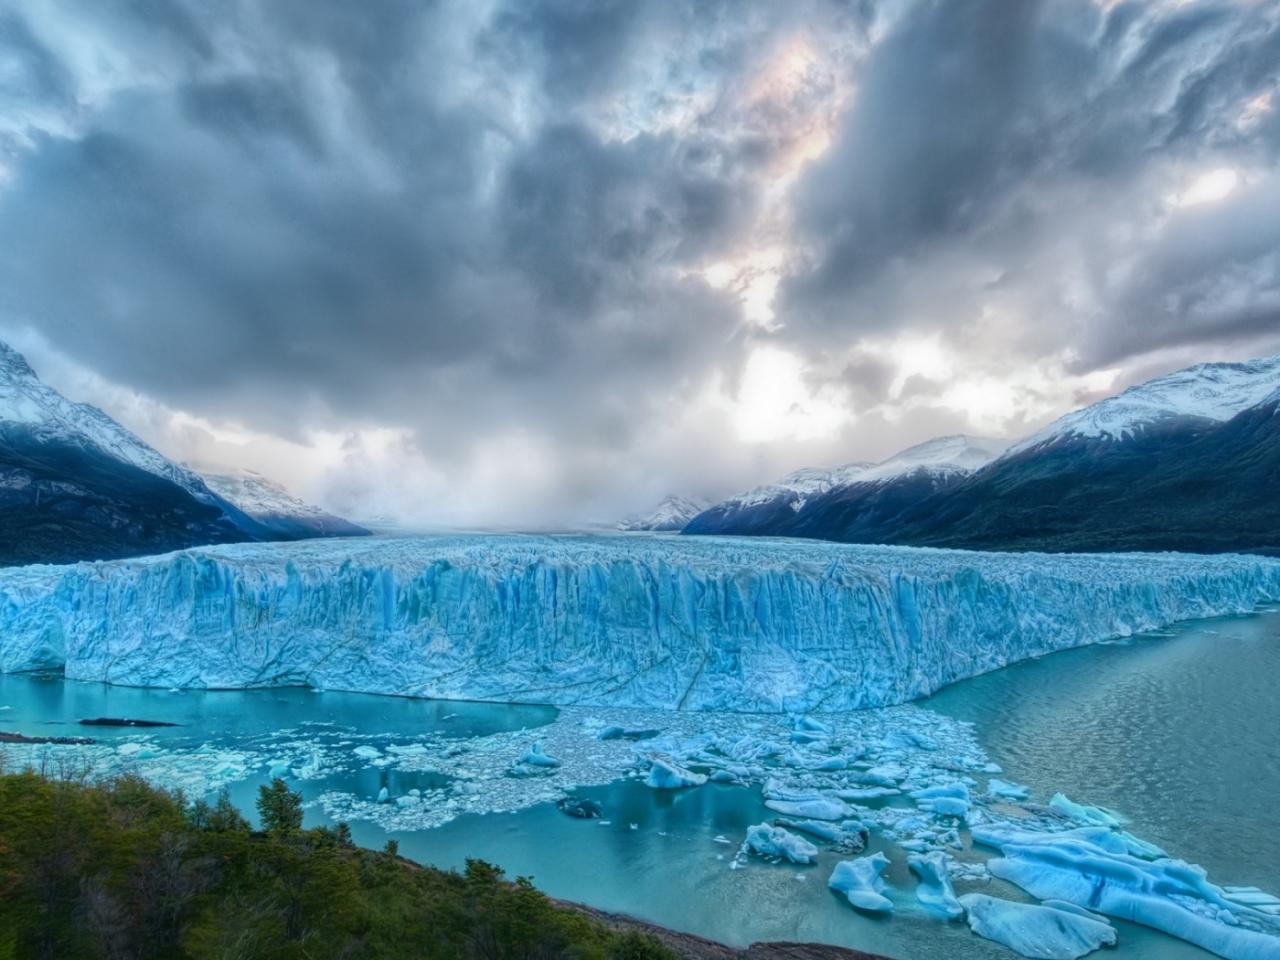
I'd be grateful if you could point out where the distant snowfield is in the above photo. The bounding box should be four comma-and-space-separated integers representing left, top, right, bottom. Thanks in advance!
2, 534, 1278, 712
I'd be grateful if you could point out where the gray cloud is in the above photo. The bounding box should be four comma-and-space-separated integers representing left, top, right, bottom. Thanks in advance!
781, 0, 1280, 367
0, 0, 1277, 523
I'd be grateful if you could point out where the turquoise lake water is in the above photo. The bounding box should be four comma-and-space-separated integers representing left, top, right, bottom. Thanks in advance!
1, 607, 1276, 960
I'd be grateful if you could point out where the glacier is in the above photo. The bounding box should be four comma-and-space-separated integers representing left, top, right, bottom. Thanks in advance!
2, 534, 1279, 711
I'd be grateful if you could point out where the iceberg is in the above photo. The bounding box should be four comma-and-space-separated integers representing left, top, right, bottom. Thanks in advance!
518, 742, 561, 767
908, 851, 963, 920
1049, 792, 1123, 827
974, 824, 1280, 960
764, 797, 853, 821
742, 823, 819, 864
644, 756, 706, 789
959, 893, 1117, 959
1, 535, 1278, 712
988, 778, 1031, 800
828, 852, 894, 913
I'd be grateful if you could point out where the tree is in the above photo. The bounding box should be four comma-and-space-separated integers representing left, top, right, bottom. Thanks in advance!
256, 779, 303, 835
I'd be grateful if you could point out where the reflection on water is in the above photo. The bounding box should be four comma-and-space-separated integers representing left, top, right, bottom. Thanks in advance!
2, 609, 1276, 960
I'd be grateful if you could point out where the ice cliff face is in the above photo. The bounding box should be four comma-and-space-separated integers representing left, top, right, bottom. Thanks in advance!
2, 535, 1278, 712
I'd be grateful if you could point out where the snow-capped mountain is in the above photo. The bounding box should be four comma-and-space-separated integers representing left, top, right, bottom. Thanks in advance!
853, 434, 1010, 483
0, 343, 222, 507
617, 494, 710, 532
0, 341, 363, 565
682, 462, 873, 536
200, 469, 369, 540
685, 436, 1006, 537
687, 352, 1280, 553
1008, 354, 1280, 454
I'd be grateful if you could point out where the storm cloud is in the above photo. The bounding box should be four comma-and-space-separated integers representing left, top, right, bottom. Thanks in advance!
0, 0, 1276, 524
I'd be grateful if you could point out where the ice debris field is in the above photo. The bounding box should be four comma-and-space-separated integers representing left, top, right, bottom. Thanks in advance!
4, 698, 1279, 960
3, 534, 1280, 711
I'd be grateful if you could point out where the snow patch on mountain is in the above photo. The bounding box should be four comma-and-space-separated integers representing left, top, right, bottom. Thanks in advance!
0, 342, 219, 505
726, 462, 875, 512
618, 494, 710, 531
199, 468, 365, 536
703, 434, 1008, 520
1009, 354, 1280, 454
855, 434, 1009, 483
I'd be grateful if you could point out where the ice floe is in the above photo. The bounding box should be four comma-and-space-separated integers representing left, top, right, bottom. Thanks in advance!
975, 823, 1280, 960
829, 853, 894, 913
908, 851, 964, 920
960, 893, 1117, 959
741, 823, 819, 864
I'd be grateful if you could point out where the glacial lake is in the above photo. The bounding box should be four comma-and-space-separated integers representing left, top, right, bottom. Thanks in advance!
2, 607, 1277, 960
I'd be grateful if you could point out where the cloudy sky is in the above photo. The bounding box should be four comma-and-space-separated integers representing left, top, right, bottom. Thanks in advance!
1, 0, 1278, 526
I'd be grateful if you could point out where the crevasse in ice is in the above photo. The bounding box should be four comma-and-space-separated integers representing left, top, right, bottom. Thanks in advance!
2, 534, 1279, 711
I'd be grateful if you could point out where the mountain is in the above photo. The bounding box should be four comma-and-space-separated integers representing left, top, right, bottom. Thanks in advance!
685, 355, 1280, 554
682, 462, 873, 536
0, 341, 364, 566
1008, 354, 1280, 453
685, 435, 1007, 537
200, 469, 369, 540
617, 494, 710, 531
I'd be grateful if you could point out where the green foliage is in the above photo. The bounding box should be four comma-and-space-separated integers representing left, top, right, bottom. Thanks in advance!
0, 771, 677, 960
256, 778, 304, 835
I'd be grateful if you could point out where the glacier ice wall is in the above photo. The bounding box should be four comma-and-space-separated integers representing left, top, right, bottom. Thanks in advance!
1, 534, 1278, 712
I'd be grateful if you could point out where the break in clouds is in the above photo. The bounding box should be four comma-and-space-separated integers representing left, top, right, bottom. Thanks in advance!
0, 0, 1277, 525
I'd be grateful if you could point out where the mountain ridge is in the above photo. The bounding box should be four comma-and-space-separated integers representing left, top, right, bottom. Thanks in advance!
685, 353, 1280, 553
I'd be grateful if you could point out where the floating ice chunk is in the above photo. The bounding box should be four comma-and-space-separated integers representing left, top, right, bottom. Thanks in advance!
988, 778, 1031, 800
829, 853, 894, 913
858, 765, 902, 787
765, 797, 853, 821
912, 782, 970, 802
1116, 831, 1166, 860
790, 730, 828, 745
912, 784, 971, 819
882, 730, 939, 751
1225, 888, 1280, 915
597, 726, 626, 741
353, 745, 381, 760
810, 756, 848, 772
1049, 793, 1122, 827
920, 796, 969, 818
959, 893, 1117, 959
743, 823, 819, 864
794, 716, 832, 735
835, 786, 900, 801
645, 756, 706, 789
376, 787, 389, 803
908, 852, 964, 920
519, 742, 561, 767
976, 824, 1280, 960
